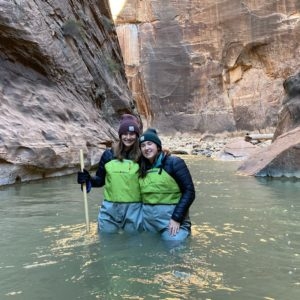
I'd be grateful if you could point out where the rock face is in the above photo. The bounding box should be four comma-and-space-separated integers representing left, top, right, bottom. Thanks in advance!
0, 0, 137, 185
237, 72, 300, 177
113, 0, 300, 133
1, 1, 300, 185
237, 127, 300, 177
273, 72, 300, 139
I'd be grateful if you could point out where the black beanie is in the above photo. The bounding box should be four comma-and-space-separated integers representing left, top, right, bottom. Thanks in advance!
139, 128, 162, 148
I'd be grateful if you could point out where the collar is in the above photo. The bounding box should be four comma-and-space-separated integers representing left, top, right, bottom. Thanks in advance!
152, 152, 164, 168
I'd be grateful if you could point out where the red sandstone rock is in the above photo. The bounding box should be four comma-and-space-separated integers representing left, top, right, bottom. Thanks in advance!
218, 138, 259, 160
237, 72, 300, 177
237, 128, 300, 177
114, 0, 300, 134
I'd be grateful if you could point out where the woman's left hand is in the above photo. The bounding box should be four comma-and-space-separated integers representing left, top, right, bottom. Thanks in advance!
168, 219, 180, 236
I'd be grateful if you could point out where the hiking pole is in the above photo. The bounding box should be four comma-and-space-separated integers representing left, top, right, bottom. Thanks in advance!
80, 149, 90, 233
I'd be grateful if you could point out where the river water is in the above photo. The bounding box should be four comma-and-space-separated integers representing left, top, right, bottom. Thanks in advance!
0, 157, 299, 300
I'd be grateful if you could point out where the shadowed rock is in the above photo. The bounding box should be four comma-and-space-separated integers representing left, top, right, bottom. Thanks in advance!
0, 0, 137, 185
237, 128, 300, 177
237, 72, 300, 177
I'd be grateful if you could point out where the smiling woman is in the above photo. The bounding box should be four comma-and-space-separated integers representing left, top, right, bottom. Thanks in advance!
77, 114, 142, 234
139, 128, 195, 243
109, 0, 127, 20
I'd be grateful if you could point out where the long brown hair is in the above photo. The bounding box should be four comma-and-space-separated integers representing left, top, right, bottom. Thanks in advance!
112, 139, 141, 162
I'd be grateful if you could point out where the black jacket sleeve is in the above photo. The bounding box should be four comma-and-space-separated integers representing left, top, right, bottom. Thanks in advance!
90, 149, 113, 187
164, 155, 195, 223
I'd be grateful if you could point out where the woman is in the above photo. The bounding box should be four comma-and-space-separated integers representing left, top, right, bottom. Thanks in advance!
77, 114, 142, 233
139, 128, 195, 241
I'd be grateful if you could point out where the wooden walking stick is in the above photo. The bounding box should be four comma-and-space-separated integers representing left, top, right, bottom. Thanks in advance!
80, 149, 90, 233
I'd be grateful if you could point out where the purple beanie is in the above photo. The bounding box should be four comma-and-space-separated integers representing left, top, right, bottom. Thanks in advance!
118, 114, 140, 137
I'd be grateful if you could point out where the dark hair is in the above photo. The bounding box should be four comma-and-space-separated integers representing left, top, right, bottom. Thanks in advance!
113, 139, 141, 162
139, 149, 172, 178
138, 153, 159, 178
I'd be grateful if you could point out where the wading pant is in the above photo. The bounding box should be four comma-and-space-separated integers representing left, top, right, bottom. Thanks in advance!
98, 200, 142, 234
142, 204, 191, 241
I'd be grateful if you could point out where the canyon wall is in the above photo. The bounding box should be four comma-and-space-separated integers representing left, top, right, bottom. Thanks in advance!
0, 0, 136, 185
1, 0, 300, 185
113, 0, 300, 134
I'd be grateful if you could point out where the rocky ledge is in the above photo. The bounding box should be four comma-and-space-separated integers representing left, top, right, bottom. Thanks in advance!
160, 131, 272, 161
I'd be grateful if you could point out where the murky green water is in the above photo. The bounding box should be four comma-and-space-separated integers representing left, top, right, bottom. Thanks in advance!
0, 157, 299, 299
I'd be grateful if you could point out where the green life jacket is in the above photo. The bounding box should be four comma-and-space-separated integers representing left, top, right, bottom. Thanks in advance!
139, 168, 181, 204
104, 159, 141, 203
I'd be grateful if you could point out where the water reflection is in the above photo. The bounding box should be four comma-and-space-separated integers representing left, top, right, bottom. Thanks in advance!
0, 158, 299, 299
35, 221, 234, 299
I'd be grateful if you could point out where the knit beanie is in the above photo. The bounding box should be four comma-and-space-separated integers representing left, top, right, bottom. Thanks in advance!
118, 114, 140, 137
139, 128, 162, 148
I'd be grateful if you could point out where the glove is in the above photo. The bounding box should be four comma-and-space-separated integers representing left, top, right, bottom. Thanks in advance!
77, 169, 91, 184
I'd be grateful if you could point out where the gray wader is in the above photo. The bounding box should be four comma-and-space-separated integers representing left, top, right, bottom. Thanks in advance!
143, 204, 191, 241
98, 200, 142, 233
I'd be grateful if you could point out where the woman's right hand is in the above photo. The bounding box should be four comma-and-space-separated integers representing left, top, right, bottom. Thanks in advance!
168, 219, 180, 236
77, 169, 91, 184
